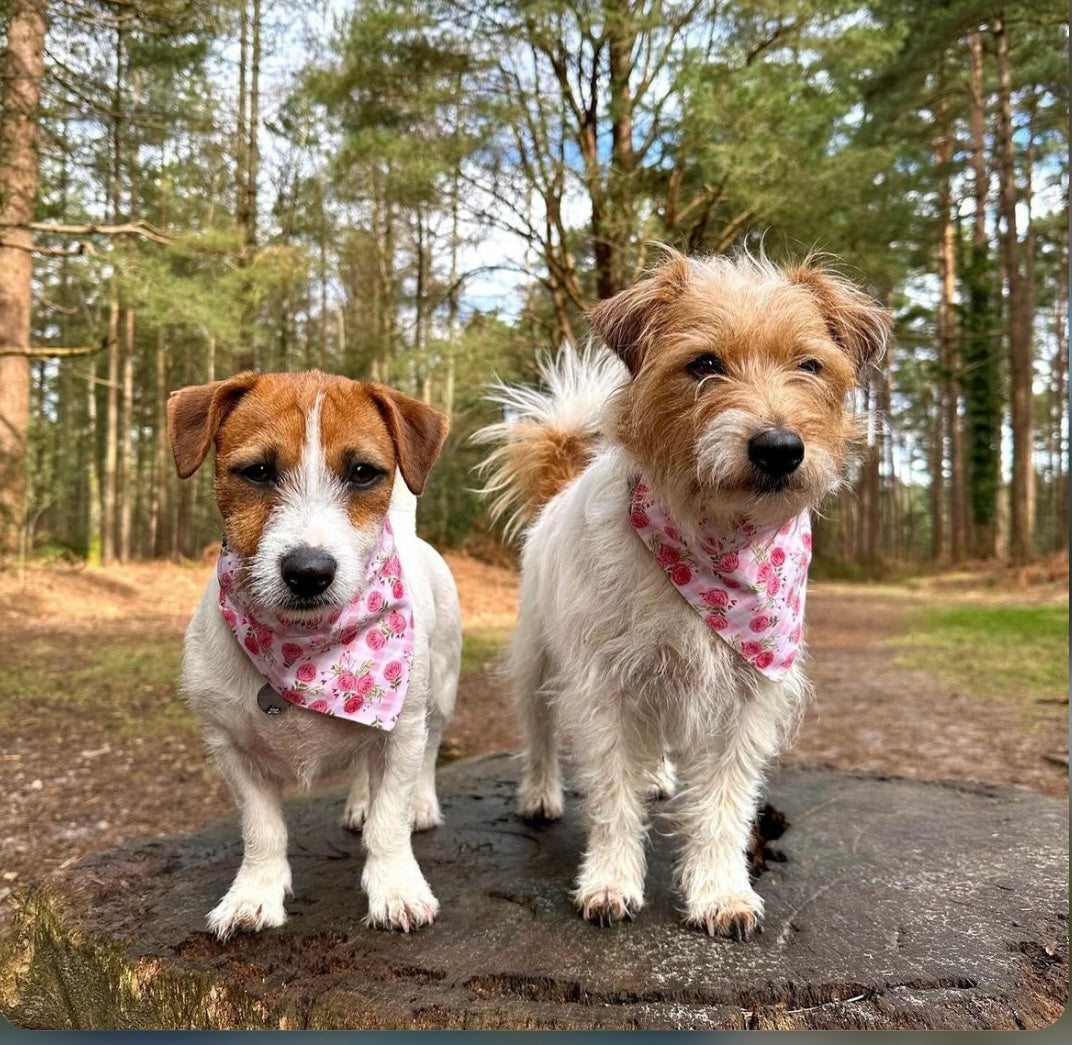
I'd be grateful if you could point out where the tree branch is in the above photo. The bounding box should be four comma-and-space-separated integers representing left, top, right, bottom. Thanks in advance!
0, 340, 108, 358
0, 236, 97, 257
0, 219, 171, 244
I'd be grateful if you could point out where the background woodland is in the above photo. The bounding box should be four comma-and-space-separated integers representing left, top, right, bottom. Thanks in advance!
0, 0, 1067, 571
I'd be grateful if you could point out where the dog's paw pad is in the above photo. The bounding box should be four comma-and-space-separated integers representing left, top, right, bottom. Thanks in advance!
685, 893, 763, 940
575, 886, 641, 926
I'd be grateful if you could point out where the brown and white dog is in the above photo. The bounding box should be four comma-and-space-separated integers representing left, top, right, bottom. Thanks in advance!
479, 249, 890, 938
168, 371, 461, 939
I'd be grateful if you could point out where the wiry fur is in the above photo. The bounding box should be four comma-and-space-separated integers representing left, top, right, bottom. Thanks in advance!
479, 248, 890, 937
475, 345, 628, 540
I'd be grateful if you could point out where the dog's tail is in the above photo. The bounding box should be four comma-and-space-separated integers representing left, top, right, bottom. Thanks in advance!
474, 343, 627, 541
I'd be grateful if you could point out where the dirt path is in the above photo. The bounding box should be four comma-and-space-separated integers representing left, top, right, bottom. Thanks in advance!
0, 558, 1066, 937
797, 586, 1067, 795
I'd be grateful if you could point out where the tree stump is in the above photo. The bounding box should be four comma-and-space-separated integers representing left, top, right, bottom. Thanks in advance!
1, 755, 1066, 1030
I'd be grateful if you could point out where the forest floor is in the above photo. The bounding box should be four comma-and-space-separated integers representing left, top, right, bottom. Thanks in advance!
0, 553, 1066, 938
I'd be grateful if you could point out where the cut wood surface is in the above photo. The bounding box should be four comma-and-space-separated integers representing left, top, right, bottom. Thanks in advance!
1, 755, 1066, 1031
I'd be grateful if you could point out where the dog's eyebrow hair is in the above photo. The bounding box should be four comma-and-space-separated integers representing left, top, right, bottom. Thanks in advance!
229, 447, 279, 467
338, 448, 391, 469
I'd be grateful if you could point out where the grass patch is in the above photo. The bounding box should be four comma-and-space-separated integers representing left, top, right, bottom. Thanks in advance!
0, 625, 513, 741
893, 602, 1068, 705
1, 634, 199, 742
461, 627, 510, 676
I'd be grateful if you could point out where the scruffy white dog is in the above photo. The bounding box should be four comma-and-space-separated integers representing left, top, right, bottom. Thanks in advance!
479, 249, 889, 937
168, 370, 461, 939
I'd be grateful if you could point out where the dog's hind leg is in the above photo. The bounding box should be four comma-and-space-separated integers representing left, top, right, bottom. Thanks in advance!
205, 737, 292, 941
411, 585, 461, 832
412, 701, 449, 831
341, 753, 371, 832
512, 629, 563, 822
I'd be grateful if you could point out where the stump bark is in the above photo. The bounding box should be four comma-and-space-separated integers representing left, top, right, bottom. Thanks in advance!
1, 754, 1067, 1030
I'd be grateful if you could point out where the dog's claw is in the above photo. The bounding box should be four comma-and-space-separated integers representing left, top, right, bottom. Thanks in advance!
685, 893, 762, 940
575, 886, 641, 926
206, 881, 288, 941
365, 894, 439, 933
363, 857, 439, 933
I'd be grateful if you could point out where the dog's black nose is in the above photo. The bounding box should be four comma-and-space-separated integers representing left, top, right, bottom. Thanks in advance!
280, 546, 337, 598
748, 428, 805, 478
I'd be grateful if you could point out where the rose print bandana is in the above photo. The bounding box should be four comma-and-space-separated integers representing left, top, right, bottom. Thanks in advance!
629, 479, 812, 680
216, 520, 414, 730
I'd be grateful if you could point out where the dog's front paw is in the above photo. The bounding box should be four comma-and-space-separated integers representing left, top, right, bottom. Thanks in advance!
573, 882, 643, 926
206, 867, 291, 941
684, 889, 764, 940
411, 793, 443, 832
362, 857, 439, 932
518, 779, 564, 823
341, 795, 369, 833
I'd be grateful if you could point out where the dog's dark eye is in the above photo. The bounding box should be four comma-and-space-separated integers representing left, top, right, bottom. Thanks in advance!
798, 358, 823, 375
687, 354, 726, 379
347, 462, 384, 489
238, 462, 276, 485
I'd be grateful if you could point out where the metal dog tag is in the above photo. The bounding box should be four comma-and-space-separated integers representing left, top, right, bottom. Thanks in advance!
257, 683, 289, 716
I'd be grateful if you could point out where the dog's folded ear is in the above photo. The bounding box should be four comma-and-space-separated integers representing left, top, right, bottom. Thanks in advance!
167, 373, 259, 479
788, 265, 892, 381
589, 249, 691, 376
367, 385, 449, 496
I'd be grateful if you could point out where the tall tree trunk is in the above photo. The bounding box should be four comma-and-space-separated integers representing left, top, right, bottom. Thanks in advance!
444, 157, 461, 423
0, 0, 46, 554
936, 75, 965, 562
993, 15, 1034, 564
118, 82, 140, 563
962, 31, 1001, 560
84, 372, 101, 564
318, 175, 329, 369
860, 378, 881, 571
101, 22, 125, 564
1051, 276, 1069, 551
149, 328, 168, 557
118, 306, 135, 560
928, 394, 944, 562
246, 0, 261, 253
235, 0, 249, 234
595, 0, 636, 299
149, 168, 169, 557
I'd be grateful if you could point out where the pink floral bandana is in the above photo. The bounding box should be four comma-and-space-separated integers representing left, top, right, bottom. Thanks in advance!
629, 479, 812, 680
216, 520, 414, 730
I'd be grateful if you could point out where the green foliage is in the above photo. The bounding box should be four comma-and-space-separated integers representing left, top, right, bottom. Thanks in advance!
418, 313, 534, 546
9, 0, 1069, 566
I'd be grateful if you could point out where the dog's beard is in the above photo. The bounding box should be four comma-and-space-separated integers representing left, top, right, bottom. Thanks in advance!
686, 411, 842, 529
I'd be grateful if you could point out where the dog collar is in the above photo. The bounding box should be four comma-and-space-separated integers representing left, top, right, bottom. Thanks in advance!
216, 520, 414, 730
628, 478, 811, 680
